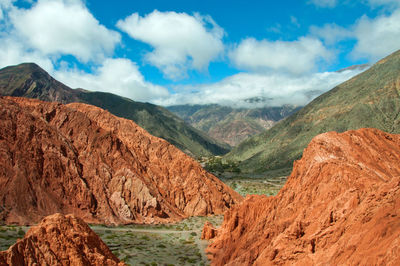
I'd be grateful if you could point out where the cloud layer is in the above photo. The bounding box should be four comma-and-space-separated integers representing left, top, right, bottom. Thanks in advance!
117, 10, 224, 80
157, 68, 364, 108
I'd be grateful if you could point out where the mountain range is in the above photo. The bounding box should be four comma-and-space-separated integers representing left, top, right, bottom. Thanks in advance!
167, 104, 299, 146
226, 49, 400, 173
0, 63, 229, 157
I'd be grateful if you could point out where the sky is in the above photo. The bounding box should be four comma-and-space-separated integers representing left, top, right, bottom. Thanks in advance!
1, 0, 400, 108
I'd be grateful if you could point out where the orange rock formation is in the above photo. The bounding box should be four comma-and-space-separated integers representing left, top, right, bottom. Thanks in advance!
201, 221, 219, 240
207, 128, 400, 265
0, 213, 125, 265
0, 97, 242, 225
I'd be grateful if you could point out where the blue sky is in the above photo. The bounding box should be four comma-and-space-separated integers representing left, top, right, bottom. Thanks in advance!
1, 0, 400, 107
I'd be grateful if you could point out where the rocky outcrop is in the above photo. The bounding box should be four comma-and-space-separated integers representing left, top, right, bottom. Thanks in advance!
206, 128, 400, 265
0, 97, 242, 225
201, 221, 219, 240
0, 213, 125, 265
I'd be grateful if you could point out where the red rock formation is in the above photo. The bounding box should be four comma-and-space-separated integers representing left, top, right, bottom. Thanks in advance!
201, 221, 219, 240
0, 97, 242, 225
0, 213, 125, 265
207, 128, 400, 265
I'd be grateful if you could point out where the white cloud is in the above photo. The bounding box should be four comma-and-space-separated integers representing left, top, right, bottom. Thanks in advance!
54, 58, 169, 102
0, 0, 169, 104
229, 37, 333, 74
352, 10, 400, 60
117, 10, 224, 80
308, 0, 337, 8
309, 9, 400, 60
157, 68, 363, 108
309, 23, 352, 45
9, 0, 120, 62
0, 36, 54, 71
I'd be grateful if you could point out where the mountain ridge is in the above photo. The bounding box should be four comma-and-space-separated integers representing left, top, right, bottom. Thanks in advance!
167, 104, 300, 146
0, 63, 229, 157
0, 96, 242, 225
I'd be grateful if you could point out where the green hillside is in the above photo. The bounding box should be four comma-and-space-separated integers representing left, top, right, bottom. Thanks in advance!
226, 49, 400, 173
0, 63, 230, 157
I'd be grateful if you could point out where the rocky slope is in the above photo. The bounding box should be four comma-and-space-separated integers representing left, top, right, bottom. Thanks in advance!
167, 104, 299, 146
207, 128, 400, 265
0, 213, 124, 265
226, 49, 400, 173
0, 63, 229, 157
0, 97, 242, 225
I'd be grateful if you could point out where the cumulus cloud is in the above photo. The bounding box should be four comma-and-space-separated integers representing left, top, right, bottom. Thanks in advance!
117, 10, 224, 80
54, 58, 169, 102
9, 0, 120, 62
309, 23, 352, 45
308, 0, 337, 8
0, 36, 54, 71
156, 68, 363, 108
0, 0, 168, 103
309, 9, 400, 60
229, 37, 333, 74
352, 10, 400, 60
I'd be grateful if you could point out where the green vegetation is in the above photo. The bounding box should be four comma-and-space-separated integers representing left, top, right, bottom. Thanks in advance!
222, 176, 286, 197
0, 226, 27, 251
0, 63, 230, 157
91, 215, 223, 265
204, 156, 241, 175
0, 216, 224, 265
226, 49, 400, 173
167, 104, 300, 146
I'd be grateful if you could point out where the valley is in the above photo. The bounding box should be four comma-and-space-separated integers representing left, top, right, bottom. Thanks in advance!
167, 104, 299, 146
1, 2, 400, 262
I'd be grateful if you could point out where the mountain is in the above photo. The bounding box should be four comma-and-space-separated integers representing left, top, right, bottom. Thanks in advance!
226, 49, 400, 173
0, 63, 229, 157
206, 128, 400, 265
0, 213, 125, 265
0, 97, 242, 225
167, 104, 300, 146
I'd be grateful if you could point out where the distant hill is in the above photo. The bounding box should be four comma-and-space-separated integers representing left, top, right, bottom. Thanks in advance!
0, 63, 230, 157
167, 104, 300, 146
226, 49, 400, 173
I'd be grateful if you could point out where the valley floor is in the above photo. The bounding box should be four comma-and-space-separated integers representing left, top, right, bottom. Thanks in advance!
0, 177, 287, 265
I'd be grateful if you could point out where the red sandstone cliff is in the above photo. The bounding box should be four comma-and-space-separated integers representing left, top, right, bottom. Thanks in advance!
207, 128, 400, 265
0, 97, 242, 225
0, 213, 125, 265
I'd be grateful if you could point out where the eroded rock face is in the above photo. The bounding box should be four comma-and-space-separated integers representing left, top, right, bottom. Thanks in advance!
0, 97, 242, 225
207, 128, 400, 265
201, 221, 218, 240
0, 213, 125, 266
